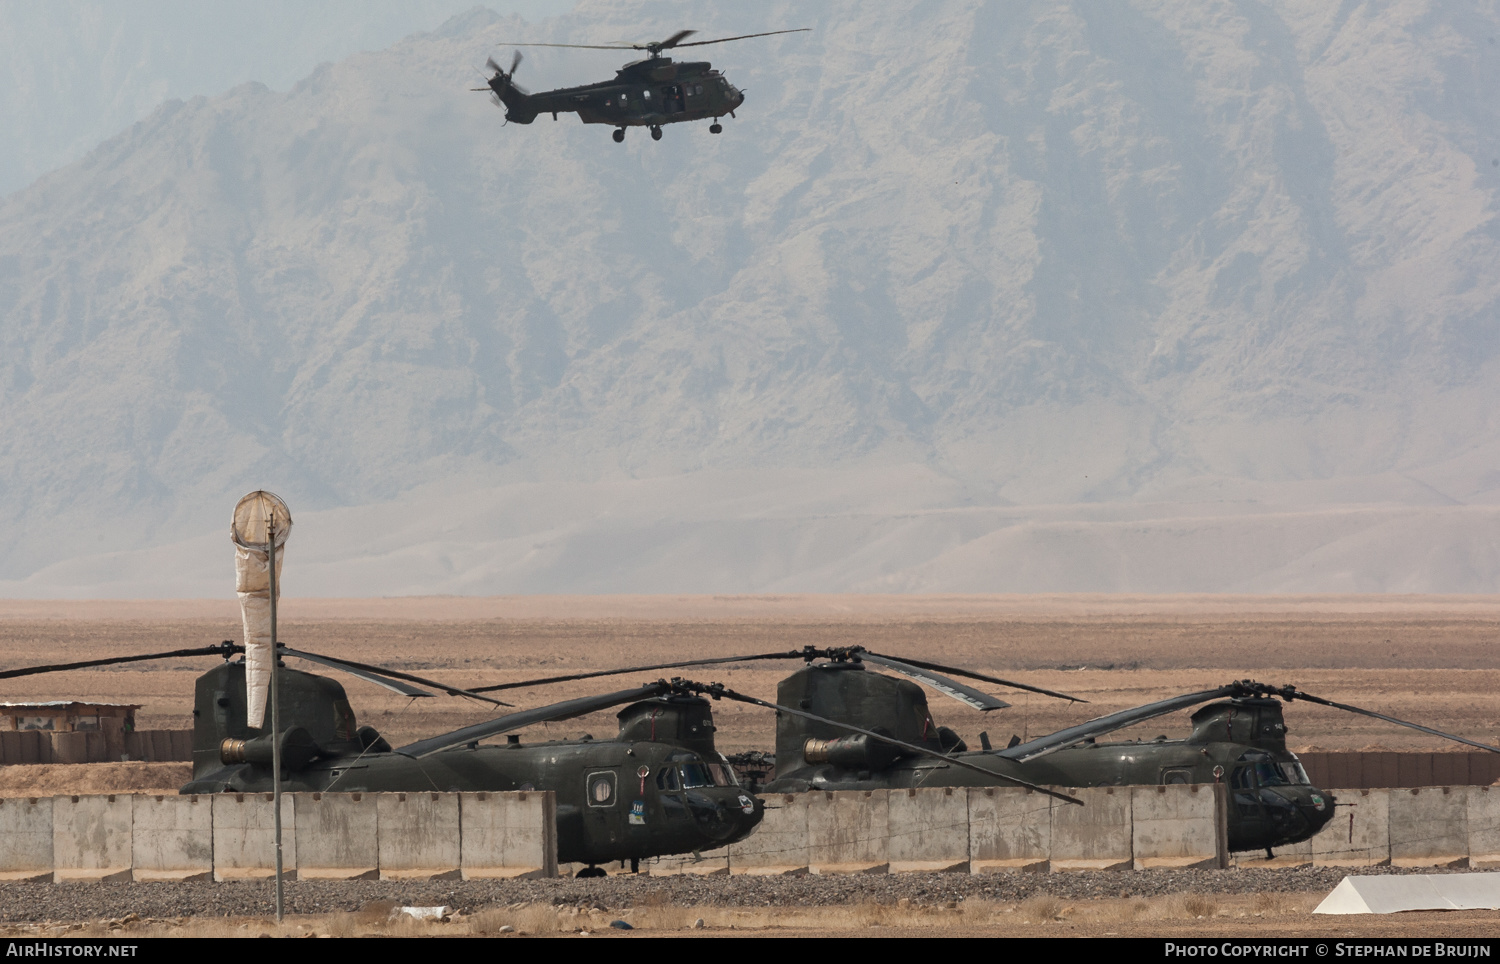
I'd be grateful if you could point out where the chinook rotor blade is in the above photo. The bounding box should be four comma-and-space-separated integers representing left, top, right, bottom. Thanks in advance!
677, 680, 1081, 806
396, 682, 673, 759
474, 646, 1080, 707
997, 685, 1245, 763
861, 652, 1086, 704
0, 642, 240, 680
1276, 687, 1500, 754
279, 647, 511, 707
854, 653, 1010, 711
469, 650, 808, 694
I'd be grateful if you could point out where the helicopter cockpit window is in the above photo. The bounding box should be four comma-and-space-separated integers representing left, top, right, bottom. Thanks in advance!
1278, 761, 1311, 785
1233, 752, 1290, 788
707, 763, 737, 787
680, 763, 713, 788
656, 767, 681, 791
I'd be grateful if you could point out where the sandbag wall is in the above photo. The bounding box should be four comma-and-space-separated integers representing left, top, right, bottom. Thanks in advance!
0, 791, 556, 882
1299, 752, 1500, 790
0, 730, 192, 765
641, 785, 1230, 876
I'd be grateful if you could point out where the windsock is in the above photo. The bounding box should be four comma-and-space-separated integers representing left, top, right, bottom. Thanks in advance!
231, 491, 291, 730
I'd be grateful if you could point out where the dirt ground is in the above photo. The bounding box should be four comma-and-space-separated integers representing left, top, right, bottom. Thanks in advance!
2, 594, 1498, 756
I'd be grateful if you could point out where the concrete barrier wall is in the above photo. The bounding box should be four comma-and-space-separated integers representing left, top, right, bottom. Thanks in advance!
459, 791, 557, 879
0, 792, 554, 882
1131, 784, 1221, 870
378, 792, 460, 880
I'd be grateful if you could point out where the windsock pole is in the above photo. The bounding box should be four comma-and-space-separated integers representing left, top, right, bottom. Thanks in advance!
268, 516, 284, 923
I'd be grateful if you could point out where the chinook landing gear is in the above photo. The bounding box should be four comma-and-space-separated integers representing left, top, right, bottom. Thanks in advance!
650, 125, 663, 141
709, 122, 722, 134
576, 865, 606, 878
612, 128, 625, 143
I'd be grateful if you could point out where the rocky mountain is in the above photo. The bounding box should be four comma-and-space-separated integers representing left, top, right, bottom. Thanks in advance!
1, 0, 1497, 595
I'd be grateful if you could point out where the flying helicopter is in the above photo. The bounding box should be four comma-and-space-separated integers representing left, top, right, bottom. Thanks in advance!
512, 646, 1500, 858
472, 28, 809, 142
0, 641, 1079, 877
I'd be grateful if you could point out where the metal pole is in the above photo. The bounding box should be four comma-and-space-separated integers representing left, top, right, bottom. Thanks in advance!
268, 518, 284, 923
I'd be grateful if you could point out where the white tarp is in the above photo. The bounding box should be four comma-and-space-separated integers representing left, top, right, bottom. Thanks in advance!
1314, 873, 1500, 914
231, 492, 291, 730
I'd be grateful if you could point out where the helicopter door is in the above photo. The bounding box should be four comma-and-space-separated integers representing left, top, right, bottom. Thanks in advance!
665, 84, 684, 114
583, 769, 627, 849
1228, 764, 1271, 848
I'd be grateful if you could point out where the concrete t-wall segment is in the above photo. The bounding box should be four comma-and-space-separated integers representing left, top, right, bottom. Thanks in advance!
458, 791, 557, 879
1466, 786, 1500, 870
294, 792, 378, 879
378, 792, 461, 880
1389, 786, 1469, 868
53, 795, 131, 883
132, 794, 212, 881
211, 792, 296, 881
1314, 789, 1390, 867
728, 793, 809, 874
1049, 787, 1132, 872
887, 787, 970, 873
1130, 784, 1221, 870
806, 790, 890, 874
0, 797, 53, 882
969, 787, 1053, 873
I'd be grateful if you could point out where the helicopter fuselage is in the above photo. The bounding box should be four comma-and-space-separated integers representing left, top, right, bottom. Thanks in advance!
761, 662, 1337, 854
180, 661, 762, 867
491, 57, 744, 131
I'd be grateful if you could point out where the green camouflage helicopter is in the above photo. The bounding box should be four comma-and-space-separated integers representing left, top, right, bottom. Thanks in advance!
529, 647, 1500, 857
474, 28, 808, 142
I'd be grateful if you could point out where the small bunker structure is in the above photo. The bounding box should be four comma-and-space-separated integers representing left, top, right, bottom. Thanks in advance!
0, 701, 138, 734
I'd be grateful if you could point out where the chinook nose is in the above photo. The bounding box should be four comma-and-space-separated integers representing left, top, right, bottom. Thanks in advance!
685, 788, 763, 842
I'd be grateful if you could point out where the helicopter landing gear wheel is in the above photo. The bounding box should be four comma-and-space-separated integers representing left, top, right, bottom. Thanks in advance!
612, 128, 625, 143
576, 865, 607, 879
709, 122, 722, 134
650, 125, 662, 141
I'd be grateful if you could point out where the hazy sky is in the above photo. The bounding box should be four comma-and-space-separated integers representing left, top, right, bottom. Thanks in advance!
0, 0, 577, 196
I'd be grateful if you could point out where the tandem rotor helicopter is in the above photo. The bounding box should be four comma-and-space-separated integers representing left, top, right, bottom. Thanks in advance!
473, 28, 809, 142
517, 647, 1500, 858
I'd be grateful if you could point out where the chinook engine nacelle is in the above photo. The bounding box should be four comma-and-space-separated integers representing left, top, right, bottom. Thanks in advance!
191, 659, 361, 780
774, 661, 942, 769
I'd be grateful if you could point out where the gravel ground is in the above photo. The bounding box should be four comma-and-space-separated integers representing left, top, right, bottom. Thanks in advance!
0, 865, 1456, 923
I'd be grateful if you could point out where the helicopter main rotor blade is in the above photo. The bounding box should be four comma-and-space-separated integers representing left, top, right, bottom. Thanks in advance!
1278, 687, 1500, 754
469, 651, 808, 694
863, 652, 1086, 704
671, 28, 811, 49
657, 29, 696, 49
395, 682, 672, 759
998, 685, 1244, 763
684, 680, 1081, 806
278, 647, 511, 706
0, 643, 240, 680
854, 653, 1010, 712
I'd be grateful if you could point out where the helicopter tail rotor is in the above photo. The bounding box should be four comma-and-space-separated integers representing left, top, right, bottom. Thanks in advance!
476, 52, 536, 124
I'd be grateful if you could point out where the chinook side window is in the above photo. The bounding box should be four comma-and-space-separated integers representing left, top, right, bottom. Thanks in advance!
1279, 760, 1311, 785
655, 767, 680, 791
707, 763, 737, 787
680, 763, 713, 788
